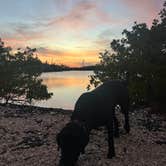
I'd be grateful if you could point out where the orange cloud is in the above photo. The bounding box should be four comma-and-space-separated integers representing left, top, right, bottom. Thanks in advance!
37, 49, 99, 67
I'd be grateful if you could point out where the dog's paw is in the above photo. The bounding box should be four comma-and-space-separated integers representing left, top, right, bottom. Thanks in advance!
124, 125, 130, 134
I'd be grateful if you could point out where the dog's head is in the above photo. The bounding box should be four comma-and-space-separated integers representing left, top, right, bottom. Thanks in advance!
57, 121, 89, 166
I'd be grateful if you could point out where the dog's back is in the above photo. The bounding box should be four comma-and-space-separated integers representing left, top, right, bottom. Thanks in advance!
71, 80, 129, 129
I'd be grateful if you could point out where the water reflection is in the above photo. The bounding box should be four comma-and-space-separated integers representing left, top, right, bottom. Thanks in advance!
34, 71, 93, 109
42, 77, 88, 88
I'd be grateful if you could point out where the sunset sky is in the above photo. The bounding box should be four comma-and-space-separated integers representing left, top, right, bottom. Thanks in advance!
0, 0, 164, 67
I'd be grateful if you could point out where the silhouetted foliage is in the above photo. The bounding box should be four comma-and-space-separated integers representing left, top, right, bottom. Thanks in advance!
0, 39, 53, 104
41, 62, 70, 72
89, 1, 166, 111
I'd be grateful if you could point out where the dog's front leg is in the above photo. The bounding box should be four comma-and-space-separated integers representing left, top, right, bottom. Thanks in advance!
106, 119, 115, 159
123, 107, 130, 133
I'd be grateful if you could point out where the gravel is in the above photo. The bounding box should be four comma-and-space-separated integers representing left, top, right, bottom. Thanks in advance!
0, 105, 166, 166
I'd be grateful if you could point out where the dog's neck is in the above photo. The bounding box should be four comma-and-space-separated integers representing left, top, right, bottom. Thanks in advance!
71, 119, 90, 135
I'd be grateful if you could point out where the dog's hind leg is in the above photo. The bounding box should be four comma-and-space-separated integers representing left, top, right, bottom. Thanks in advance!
113, 115, 120, 138
106, 118, 115, 159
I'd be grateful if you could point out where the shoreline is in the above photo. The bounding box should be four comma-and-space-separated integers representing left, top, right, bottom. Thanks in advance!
0, 103, 72, 115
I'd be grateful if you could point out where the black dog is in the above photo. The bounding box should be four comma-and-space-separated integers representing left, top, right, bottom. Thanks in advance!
57, 80, 130, 166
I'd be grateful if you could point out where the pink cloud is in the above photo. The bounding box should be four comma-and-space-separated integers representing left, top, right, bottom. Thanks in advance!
0, 22, 48, 49
48, 1, 113, 31
37, 47, 64, 56
123, 0, 164, 26
1, 33, 43, 49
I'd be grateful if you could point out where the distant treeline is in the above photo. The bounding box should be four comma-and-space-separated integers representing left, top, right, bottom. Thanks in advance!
40, 62, 97, 72
41, 63, 70, 72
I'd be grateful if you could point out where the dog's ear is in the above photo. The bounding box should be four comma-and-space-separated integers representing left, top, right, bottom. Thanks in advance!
56, 129, 69, 151
79, 129, 89, 154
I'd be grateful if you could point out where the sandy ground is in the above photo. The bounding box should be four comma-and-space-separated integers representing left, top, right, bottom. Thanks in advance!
0, 105, 166, 166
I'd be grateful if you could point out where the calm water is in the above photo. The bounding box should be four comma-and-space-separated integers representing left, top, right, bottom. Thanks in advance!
34, 71, 93, 110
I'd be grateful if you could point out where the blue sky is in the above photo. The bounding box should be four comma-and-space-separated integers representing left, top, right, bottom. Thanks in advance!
0, 0, 164, 66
